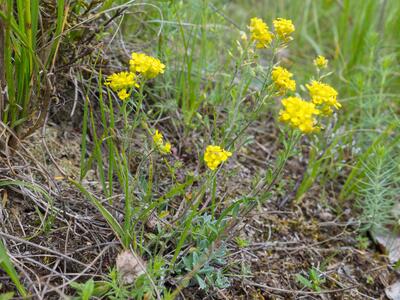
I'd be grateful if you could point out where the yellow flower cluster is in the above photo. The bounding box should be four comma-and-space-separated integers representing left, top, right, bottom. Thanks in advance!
130, 53, 165, 79
313, 55, 328, 68
271, 50, 340, 133
279, 79, 341, 133
105, 53, 164, 100
105, 71, 139, 100
204, 145, 232, 170
306, 81, 341, 115
249, 17, 273, 49
279, 97, 320, 133
273, 18, 295, 41
152, 130, 171, 154
272, 66, 296, 94
248, 17, 295, 49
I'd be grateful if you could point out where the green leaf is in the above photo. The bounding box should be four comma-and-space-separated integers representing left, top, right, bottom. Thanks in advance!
295, 274, 313, 289
69, 282, 83, 290
309, 268, 319, 282
196, 275, 207, 290
82, 279, 94, 300
0, 292, 15, 300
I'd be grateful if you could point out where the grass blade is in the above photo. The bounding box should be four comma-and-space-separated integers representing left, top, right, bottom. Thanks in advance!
0, 240, 28, 297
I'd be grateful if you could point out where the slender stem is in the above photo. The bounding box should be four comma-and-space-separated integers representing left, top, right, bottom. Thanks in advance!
211, 175, 217, 218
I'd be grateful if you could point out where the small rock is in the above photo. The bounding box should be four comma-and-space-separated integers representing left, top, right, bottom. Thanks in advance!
116, 250, 146, 284
386, 280, 400, 300
319, 211, 334, 221
372, 231, 400, 264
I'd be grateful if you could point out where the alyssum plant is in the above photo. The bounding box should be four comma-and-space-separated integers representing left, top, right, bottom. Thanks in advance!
72, 16, 341, 298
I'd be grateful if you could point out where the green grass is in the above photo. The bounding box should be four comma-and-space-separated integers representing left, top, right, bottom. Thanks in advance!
0, 240, 27, 298
0, 0, 67, 144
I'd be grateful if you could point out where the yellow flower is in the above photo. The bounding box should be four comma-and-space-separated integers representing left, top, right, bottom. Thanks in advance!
161, 142, 171, 154
313, 55, 328, 68
204, 145, 232, 170
105, 71, 139, 92
153, 130, 163, 145
249, 17, 273, 49
129, 53, 165, 79
272, 66, 296, 93
279, 97, 320, 133
117, 89, 130, 101
306, 80, 341, 115
152, 130, 171, 155
273, 18, 295, 41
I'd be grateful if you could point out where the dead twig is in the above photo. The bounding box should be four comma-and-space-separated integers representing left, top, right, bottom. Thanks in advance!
0, 231, 93, 270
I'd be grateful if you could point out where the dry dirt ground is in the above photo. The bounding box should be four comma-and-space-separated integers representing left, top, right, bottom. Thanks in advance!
0, 117, 396, 299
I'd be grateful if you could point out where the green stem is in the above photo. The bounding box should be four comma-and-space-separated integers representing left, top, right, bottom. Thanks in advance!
211, 175, 217, 218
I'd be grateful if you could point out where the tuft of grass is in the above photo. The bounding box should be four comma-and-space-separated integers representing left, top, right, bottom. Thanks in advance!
0, 0, 67, 145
